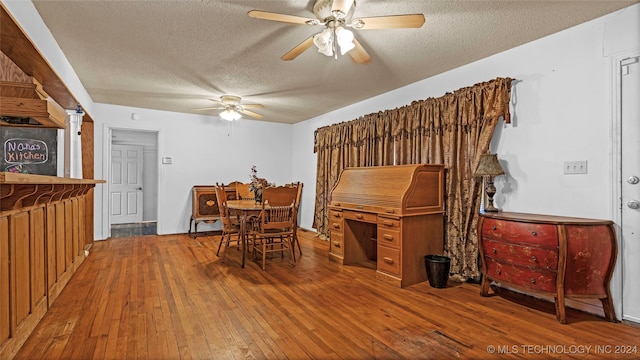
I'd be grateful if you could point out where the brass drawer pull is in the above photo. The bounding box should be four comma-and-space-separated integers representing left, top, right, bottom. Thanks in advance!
332, 223, 340, 228
383, 234, 394, 241
496, 269, 501, 275
385, 209, 394, 214
333, 213, 341, 217
492, 248, 497, 254
530, 278, 536, 284
492, 226, 497, 230
333, 243, 341, 248
383, 220, 393, 227
531, 256, 537, 261
356, 214, 363, 219
383, 257, 393, 264
531, 231, 538, 236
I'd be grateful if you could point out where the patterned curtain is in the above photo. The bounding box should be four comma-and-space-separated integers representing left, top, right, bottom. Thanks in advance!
313, 78, 512, 277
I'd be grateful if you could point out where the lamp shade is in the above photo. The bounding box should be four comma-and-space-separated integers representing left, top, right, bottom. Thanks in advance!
474, 153, 505, 176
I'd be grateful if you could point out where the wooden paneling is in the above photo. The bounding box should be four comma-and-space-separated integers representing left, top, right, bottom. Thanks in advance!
0, 216, 9, 345
0, 52, 31, 83
81, 121, 94, 179
0, 179, 100, 359
0, 5, 80, 112
12, 212, 30, 326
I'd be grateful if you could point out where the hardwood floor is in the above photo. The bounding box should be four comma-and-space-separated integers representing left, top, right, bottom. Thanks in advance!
16, 230, 640, 359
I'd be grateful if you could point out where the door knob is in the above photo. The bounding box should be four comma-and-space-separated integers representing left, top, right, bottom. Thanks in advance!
136, 187, 143, 190
628, 176, 640, 185
628, 200, 640, 209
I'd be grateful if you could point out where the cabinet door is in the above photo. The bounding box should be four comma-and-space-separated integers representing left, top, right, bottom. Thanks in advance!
192, 187, 220, 218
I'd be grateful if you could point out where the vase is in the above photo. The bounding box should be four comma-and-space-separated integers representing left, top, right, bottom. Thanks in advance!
255, 187, 263, 204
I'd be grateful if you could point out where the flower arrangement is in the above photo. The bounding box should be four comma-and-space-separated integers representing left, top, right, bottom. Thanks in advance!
249, 165, 268, 192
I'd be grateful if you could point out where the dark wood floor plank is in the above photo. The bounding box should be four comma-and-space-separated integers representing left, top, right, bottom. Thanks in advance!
13, 230, 640, 360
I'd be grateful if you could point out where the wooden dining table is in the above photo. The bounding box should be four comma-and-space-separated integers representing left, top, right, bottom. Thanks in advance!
226, 199, 266, 268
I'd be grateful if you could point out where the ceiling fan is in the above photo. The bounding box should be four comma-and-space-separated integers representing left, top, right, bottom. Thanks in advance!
248, 0, 425, 64
191, 95, 264, 121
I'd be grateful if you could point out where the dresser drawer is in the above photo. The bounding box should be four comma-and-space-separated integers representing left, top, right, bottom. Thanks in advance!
344, 210, 377, 223
377, 228, 400, 249
377, 246, 401, 276
483, 239, 558, 270
485, 257, 557, 293
330, 233, 344, 256
482, 218, 558, 247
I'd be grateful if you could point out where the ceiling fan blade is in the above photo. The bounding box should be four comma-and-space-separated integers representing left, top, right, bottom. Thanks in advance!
208, 98, 225, 105
331, 0, 354, 15
349, 39, 371, 64
354, 14, 425, 29
239, 109, 264, 119
248, 10, 316, 25
242, 103, 265, 109
191, 106, 225, 111
281, 36, 315, 61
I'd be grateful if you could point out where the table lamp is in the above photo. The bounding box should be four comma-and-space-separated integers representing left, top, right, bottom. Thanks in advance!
474, 153, 505, 212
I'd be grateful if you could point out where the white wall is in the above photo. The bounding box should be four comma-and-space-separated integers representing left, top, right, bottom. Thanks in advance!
293, 4, 640, 230
4, 0, 638, 232
92, 103, 292, 238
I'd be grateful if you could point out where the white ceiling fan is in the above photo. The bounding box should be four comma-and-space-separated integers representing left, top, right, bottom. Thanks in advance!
191, 95, 265, 121
248, 0, 425, 63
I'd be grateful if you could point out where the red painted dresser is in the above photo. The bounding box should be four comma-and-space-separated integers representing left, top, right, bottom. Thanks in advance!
478, 211, 618, 323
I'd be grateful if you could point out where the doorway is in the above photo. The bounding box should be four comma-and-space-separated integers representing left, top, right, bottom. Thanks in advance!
615, 52, 640, 324
108, 128, 159, 238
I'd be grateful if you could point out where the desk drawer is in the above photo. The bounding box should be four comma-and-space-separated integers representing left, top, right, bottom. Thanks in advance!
377, 228, 400, 249
344, 210, 377, 223
329, 210, 343, 220
330, 233, 344, 256
377, 246, 401, 276
482, 218, 558, 247
483, 239, 558, 270
329, 219, 343, 233
378, 217, 401, 229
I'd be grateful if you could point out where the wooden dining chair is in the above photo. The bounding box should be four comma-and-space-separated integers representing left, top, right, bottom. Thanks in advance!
249, 198, 296, 271
262, 183, 304, 259
214, 185, 241, 263
292, 182, 303, 258
235, 183, 255, 201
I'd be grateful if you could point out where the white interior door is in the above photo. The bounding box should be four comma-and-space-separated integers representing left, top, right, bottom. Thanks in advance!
110, 144, 144, 224
621, 55, 640, 323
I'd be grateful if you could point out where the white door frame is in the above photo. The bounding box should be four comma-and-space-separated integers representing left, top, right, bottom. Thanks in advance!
101, 124, 161, 238
610, 49, 640, 323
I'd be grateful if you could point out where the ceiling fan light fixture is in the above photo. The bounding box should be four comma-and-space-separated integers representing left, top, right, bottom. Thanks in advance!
220, 108, 241, 121
335, 26, 355, 54
313, 28, 334, 56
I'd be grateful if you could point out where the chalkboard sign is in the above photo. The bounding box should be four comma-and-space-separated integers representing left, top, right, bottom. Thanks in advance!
0, 127, 57, 175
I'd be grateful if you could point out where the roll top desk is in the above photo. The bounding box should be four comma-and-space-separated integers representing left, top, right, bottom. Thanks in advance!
328, 164, 445, 287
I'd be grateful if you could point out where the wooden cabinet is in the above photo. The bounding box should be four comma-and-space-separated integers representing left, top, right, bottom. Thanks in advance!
478, 212, 618, 323
188, 185, 236, 238
329, 165, 445, 288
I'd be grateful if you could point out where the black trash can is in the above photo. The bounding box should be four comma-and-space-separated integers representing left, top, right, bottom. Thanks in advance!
424, 255, 451, 288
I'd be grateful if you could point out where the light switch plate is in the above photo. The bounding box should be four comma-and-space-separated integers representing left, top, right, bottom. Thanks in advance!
162, 157, 173, 164
564, 160, 587, 174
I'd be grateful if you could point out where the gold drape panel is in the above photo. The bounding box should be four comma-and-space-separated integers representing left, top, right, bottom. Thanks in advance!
313, 77, 512, 277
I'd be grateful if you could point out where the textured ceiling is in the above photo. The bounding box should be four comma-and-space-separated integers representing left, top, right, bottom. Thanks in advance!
31, 0, 637, 124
